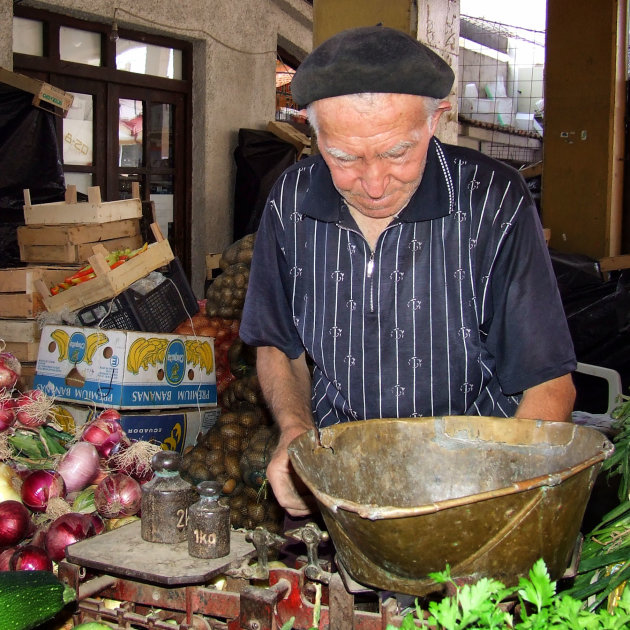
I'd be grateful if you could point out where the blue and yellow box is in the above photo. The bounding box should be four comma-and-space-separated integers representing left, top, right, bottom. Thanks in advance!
34, 325, 216, 409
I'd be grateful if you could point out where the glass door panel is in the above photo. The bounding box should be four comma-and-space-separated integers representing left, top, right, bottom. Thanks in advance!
149, 103, 173, 167
150, 174, 174, 241
63, 92, 93, 166
119, 98, 144, 168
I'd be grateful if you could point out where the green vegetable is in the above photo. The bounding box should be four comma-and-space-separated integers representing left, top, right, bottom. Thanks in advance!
0, 570, 76, 630
384, 559, 630, 629
73, 623, 112, 629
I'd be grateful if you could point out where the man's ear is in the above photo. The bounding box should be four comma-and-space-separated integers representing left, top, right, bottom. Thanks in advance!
429, 99, 452, 132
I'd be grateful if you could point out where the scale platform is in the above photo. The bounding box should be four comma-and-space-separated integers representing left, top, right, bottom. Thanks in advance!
65, 520, 257, 586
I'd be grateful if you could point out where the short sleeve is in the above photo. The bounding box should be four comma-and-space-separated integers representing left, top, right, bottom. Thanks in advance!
483, 186, 576, 394
239, 180, 306, 360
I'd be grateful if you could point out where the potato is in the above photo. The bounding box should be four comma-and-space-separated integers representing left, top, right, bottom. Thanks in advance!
222, 477, 238, 495
204, 449, 223, 467
188, 461, 212, 482
224, 453, 241, 478
247, 501, 266, 523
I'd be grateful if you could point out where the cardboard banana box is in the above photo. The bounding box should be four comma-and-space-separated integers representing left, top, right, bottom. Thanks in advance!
33, 325, 216, 410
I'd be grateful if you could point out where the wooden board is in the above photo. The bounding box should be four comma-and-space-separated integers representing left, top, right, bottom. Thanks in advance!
23, 187, 142, 226
65, 520, 257, 586
4, 341, 40, 363
17, 219, 141, 246
16, 362, 36, 391
19, 234, 143, 264
0, 292, 45, 319
0, 266, 78, 293
0, 319, 41, 343
599, 255, 630, 272
37, 236, 174, 313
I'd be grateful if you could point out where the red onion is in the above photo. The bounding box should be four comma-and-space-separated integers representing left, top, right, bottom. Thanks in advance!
15, 389, 51, 428
0, 500, 32, 546
81, 413, 124, 457
0, 398, 16, 432
0, 547, 17, 571
31, 526, 48, 549
9, 544, 53, 571
56, 442, 100, 493
94, 473, 141, 518
21, 470, 66, 513
97, 408, 121, 422
87, 513, 105, 535
44, 513, 96, 562
0, 352, 20, 391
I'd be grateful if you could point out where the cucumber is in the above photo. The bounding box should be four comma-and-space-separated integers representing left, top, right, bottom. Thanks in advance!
0, 570, 76, 630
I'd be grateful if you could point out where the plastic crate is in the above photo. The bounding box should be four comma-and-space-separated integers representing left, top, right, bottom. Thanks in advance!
75, 257, 199, 332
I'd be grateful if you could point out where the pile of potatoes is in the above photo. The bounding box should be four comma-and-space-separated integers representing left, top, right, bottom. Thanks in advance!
205, 233, 255, 320
180, 404, 282, 531
185, 232, 286, 532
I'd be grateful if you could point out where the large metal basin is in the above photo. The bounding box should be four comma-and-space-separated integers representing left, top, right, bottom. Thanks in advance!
288, 417, 614, 595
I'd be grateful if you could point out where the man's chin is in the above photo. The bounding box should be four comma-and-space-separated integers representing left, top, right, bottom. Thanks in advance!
351, 201, 402, 218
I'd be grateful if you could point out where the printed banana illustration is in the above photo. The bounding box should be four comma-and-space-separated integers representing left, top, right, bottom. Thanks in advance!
199, 341, 214, 373
51, 329, 70, 362
85, 332, 109, 365
126, 337, 169, 374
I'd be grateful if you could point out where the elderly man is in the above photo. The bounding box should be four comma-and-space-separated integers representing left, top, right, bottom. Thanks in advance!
239, 25, 576, 516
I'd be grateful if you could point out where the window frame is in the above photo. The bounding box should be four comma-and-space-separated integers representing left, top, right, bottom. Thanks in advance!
12, 4, 193, 274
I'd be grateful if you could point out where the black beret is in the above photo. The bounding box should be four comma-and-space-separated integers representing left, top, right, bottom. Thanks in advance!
291, 25, 455, 108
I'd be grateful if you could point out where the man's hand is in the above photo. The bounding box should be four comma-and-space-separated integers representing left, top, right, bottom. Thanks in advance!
266, 425, 316, 516
257, 347, 317, 516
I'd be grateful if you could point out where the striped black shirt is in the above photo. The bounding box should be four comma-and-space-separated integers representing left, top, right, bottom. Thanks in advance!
240, 138, 576, 428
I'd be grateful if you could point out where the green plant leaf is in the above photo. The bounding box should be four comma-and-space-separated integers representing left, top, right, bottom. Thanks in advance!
517, 558, 556, 612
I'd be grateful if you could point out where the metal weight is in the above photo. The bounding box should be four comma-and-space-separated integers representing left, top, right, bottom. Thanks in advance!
188, 481, 230, 559
141, 451, 196, 544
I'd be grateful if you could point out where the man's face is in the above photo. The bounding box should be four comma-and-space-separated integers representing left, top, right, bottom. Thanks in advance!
313, 93, 445, 219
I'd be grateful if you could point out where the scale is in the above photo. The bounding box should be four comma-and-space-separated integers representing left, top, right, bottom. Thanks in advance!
59, 521, 412, 630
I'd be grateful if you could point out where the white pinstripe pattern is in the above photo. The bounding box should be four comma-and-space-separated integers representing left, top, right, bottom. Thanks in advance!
241, 140, 574, 428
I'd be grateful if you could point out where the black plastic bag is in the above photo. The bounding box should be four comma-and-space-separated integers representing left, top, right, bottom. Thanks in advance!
233, 128, 297, 240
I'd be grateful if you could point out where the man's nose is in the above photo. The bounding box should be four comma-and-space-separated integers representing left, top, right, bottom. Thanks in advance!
360, 161, 389, 198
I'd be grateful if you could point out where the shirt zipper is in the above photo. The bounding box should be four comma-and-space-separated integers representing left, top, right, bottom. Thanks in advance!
337, 219, 402, 314
366, 250, 375, 312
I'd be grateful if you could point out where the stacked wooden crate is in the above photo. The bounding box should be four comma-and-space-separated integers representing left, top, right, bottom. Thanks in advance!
0, 184, 144, 384
0, 267, 75, 389
18, 185, 143, 264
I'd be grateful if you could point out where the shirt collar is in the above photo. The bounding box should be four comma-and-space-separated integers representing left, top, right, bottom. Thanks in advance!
301, 137, 455, 222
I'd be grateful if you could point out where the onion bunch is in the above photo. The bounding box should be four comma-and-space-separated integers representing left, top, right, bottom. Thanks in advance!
0, 351, 21, 391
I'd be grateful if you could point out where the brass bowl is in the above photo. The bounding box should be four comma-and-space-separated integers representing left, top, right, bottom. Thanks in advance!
288, 416, 613, 595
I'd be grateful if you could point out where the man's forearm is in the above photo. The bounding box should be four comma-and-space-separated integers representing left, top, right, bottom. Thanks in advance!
256, 346, 314, 438
515, 373, 576, 422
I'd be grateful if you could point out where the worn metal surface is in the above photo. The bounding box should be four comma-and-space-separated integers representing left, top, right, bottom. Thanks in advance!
288, 416, 614, 596
65, 520, 256, 585
188, 481, 230, 559
141, 451, 197, 544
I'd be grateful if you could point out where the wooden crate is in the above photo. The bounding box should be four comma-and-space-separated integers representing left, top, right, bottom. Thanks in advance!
0, 319, 41, 344
16, 362, 36, 391
36, 223, 175, 314
267, 120, 311, 159
0, 67, 74, 117
5, 342, 40, 363
18, 219, 143, 264
0, 266, 79, 318
23, 185, 142, 226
